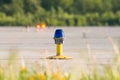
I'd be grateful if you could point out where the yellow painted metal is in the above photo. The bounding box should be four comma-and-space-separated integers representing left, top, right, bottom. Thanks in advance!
56, 44, 62, 56
47, 55, 72, 59
47, 43, 72, 59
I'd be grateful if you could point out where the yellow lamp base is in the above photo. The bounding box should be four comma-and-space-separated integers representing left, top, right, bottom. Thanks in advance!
47, 55, 72, 59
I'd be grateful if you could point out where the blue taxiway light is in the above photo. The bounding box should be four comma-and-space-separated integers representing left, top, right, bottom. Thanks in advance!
54, 29, 64, 38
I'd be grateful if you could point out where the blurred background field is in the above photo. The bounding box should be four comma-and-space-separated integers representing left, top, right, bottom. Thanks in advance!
0, 0, 120, 26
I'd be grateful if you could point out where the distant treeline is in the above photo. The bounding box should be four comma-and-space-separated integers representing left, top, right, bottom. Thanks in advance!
0, 0, 120, 26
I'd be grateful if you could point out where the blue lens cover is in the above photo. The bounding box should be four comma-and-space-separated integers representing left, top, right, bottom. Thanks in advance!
54, 29, 64, 38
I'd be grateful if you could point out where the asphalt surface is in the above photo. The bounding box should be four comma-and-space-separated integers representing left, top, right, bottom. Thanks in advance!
0, 27, 120, 72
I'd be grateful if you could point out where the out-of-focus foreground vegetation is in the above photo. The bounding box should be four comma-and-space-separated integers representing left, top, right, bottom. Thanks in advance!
0, 0, 120, 26
1, 39, 120, 80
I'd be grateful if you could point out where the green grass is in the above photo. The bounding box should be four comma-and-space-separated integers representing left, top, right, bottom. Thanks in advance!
1, 58, 120, 80
0, 50, 119, 80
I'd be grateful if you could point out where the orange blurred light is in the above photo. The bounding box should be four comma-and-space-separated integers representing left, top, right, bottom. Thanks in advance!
41, 24, 46, 29
36, 24, 41, 29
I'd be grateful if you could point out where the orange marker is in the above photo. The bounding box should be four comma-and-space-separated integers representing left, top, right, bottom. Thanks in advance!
41, 23, 46, 29
36, 24, 41, 29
